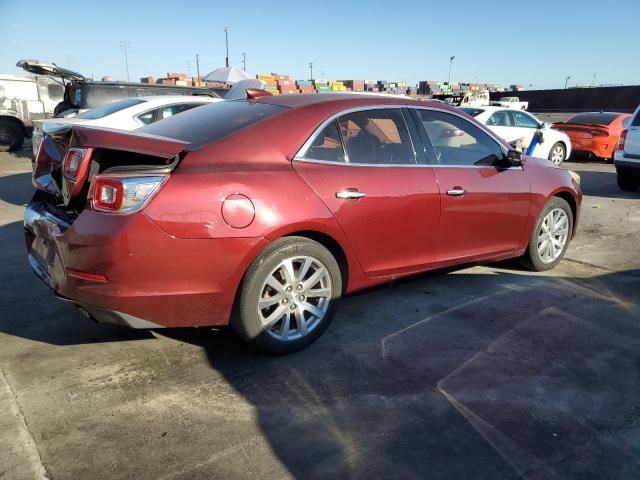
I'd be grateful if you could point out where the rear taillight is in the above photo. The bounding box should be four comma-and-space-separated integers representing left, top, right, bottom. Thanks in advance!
63, 147, 93, 180
92, 175, 167, 214
618, 130, 627, 151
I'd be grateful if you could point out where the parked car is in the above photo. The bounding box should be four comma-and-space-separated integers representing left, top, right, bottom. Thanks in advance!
0, 74, 64, 151
461, 106, 572, 165
25, 94, 582, 354
551, 112, 631, 161
490, 96, 529, 110
613, 105, 640, 191
31, 95, 222, 157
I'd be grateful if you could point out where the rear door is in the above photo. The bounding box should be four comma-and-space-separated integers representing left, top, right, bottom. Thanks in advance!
293, 107, 441, 277
411, 108, 531, 264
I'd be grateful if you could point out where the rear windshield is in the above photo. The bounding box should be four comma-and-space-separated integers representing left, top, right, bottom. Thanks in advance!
76, 98, 145, 119
460, 107, 484, 117
567, 112, 619, 126
140, 100, 287, 149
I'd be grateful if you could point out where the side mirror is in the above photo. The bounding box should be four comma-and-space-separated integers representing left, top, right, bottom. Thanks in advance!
505, 149, 524, 166
539, 122, 546, 129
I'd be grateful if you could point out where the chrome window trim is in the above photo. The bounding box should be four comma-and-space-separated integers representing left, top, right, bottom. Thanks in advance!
294, 104, 514, 169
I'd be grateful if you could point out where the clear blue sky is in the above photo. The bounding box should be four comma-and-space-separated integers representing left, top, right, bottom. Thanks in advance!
1, 0, 638, 89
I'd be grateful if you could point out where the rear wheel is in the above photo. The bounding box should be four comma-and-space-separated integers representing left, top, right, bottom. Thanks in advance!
0, 120, 25, 152
232, 237, 342, 354
548, 142, 566, 166
522, 197, 573, 271
617, 170, 640, 192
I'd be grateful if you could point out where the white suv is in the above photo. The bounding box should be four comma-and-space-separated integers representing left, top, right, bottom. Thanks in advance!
614, 106, 640, 192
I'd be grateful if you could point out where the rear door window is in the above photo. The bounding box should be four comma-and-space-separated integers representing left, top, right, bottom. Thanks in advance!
513, 111, 540, 129
336, 109, 416, 165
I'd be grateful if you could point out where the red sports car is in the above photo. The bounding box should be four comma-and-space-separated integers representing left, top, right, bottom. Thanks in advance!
25, 93, 582, 353
552, 112, 631, 161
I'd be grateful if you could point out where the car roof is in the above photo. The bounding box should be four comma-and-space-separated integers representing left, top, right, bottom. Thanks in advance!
135, 95, 221, 104
254, 92, 447, 111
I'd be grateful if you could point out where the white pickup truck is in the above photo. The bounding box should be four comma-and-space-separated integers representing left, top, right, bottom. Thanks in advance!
490, 96, 529, 110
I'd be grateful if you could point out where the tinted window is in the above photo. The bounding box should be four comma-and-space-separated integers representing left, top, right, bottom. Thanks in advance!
487, 111, 515, 127
416, 109, 503, 166
337, 109, 415, 165
76, 98, 146, 119
514, 111, 540, 128
460, 107, 484, 117
159, 103, 203, 120
303, 120, 345, 163
567, 112, 620, 126
632, 113, 640, 127
141, 100, 286, 149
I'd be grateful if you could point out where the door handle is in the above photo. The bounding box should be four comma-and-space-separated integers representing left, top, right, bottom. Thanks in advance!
336, 190, 366, 200
446, 188, 466, 196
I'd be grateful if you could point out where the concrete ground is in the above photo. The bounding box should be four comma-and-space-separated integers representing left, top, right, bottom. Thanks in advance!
0, 146, 639, 480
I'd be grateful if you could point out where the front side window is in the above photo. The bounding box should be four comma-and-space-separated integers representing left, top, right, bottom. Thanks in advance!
514, 111, 540, 129
47, 84, 64, 100
415, 109, 504, 166
302, 120, 345, 163
487, 111, 514, 127
337, 109, 416, 165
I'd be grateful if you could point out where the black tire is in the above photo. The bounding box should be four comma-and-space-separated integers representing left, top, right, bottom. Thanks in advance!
232, 236, 342, 354
548, 142, 566, 166
0, 120, 25, 152
522, 197, 573, 272
617, 171, 640, 192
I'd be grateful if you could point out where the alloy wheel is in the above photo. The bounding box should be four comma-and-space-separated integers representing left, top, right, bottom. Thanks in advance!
550, 145, 565, 165
536, 208, 569, 263
257, 255, 332, 341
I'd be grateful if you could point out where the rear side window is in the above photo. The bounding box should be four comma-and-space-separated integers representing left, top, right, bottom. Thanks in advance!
337, 109, 416, 165
303, 120, 345, 163
416, 109, 503, 166
141, 100, 287, 149
76, 98, 146, 119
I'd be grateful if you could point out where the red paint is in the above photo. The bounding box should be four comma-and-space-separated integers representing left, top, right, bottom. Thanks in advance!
25, 94, 582, 329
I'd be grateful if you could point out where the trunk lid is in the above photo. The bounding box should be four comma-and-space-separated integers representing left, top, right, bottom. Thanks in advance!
33, 126, 189, 210
552, 123, 609, 139
16, 59, 85, 81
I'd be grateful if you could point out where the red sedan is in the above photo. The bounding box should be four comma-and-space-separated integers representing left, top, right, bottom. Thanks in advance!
25, 93, 581, 353
552, 112, 631, 161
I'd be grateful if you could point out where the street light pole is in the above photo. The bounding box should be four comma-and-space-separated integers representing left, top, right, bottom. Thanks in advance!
119, 41, 130, 82
448, 56, 455, 84
309, 62, 313, 80
241, 52, 246, 71
225, 27, 229, 68
195, 54, 200, 82
564, 75, 571, 89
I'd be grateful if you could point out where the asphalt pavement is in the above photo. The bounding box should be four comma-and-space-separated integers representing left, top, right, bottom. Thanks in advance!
1, 147, 639, 480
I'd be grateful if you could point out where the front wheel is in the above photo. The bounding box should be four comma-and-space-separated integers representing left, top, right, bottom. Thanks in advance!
548, 142, 566, 166
232, 237, 342, 354
522, 197, 573, 271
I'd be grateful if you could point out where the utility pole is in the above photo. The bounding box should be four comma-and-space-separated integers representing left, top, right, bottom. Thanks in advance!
309, 62, 313, 80
241, 52, 246, 71
448, 56, 455, 84
225, 27, 229, 68
592, 72, 597, 87
66, 55, 72, 68
187, 61, 191, 77
564, 75, 571, 89
120, 41, 130, 82
195, 54, 200, 81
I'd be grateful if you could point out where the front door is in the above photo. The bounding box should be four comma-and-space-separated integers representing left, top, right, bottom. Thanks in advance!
293, 108, 441, 277
412, 108, 531, 264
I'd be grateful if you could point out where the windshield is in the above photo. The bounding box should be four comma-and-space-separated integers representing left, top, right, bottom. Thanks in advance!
460, 107, 485, 117
141, 100, 287, 149
567, 112, 619, 126
76, 98, 146, 119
